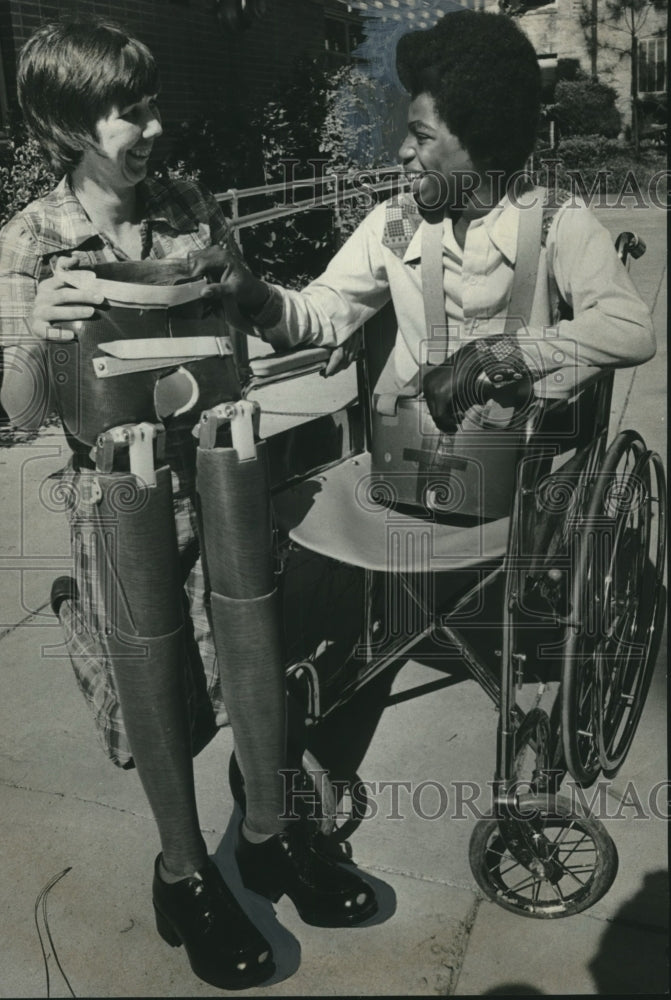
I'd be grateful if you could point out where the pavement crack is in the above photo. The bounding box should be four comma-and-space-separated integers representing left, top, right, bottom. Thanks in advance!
0, 603, 50, 643
364, 860, 476, 894
448, 896, 481, 996
1, 776, 219, 834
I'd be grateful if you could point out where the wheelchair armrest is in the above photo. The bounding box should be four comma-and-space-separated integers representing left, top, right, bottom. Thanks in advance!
533, 367, 606, 400
248, 347, 331, 380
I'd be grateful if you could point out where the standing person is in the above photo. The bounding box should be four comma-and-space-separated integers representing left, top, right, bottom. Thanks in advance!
209, 10, 654, 427
0, 18, 377, 992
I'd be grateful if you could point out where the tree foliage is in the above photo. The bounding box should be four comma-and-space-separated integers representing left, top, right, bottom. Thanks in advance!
552, 77, 622, 138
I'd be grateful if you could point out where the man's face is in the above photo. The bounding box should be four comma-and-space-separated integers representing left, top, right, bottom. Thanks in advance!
399, 92, 477, 211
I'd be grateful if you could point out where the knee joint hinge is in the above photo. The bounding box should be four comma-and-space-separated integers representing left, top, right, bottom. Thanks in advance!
92, 422, 165, 487
195, 400, 261, 458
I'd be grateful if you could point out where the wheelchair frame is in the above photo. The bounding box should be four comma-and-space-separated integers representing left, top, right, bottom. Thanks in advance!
237, 232, 666, 918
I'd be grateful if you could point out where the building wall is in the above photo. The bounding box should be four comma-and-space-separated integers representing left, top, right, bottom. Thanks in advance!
2, 0, 326, 135
482, 0, 666, 129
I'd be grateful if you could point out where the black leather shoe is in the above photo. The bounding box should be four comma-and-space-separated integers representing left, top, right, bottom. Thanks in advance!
235, 824, 378, 928
50, 576, 78, 617
152, 855, 275, 990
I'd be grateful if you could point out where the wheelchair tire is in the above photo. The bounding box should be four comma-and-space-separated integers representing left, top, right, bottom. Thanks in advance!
469, 793, 618, 918
561, 432, 666, 785
597, 451, 666, 777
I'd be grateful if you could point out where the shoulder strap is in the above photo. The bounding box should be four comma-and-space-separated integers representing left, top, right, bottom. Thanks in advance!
421, 212, 448, 362
504, 189, 544, 336
375, 211, 446, 416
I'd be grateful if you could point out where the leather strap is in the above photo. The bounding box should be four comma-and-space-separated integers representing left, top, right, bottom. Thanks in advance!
376, 211, 446, 416
505, 190, 543, 336
421, 211, 449, 363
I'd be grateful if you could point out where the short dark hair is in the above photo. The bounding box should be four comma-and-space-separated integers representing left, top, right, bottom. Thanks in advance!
18, 18, 159, 176
396, 10, 541, 178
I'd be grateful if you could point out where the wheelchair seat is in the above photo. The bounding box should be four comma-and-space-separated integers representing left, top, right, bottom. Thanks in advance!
272, 451, 509, 572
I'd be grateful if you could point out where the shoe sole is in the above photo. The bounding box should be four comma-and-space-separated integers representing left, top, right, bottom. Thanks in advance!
238, 866, 379, 928
153, 904, 276, 990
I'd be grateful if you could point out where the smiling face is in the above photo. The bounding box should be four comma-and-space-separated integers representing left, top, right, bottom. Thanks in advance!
77, 94, 163, 193
399, 93, 479, 211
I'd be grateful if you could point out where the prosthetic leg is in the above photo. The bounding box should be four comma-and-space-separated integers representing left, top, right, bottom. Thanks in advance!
79, 425, 206, 872
48, 260, 244, 866
195, 402, 287, 835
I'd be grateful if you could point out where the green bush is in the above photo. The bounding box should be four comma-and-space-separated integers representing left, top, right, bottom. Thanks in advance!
537, 141, 666, 205
553, 79, 622, 139
0, 133, 56, 230
159, 57, 385, 287
556, 134, 622, 166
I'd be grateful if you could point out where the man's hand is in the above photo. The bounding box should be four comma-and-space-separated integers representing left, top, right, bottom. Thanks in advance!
422, 342, 490, 433
322, 330, 363, 377
422, 339, 533, 433
31, 256, 103, 338
195, 234, 270, 314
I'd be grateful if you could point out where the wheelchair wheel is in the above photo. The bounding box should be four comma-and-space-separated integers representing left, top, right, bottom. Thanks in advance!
561, 432, 666, 785
597, 449, 667, 776
469, 794, 618, 918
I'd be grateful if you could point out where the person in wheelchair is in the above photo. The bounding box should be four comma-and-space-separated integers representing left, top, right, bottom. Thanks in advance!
0, 18, 377, 993
210, 9, 655, 433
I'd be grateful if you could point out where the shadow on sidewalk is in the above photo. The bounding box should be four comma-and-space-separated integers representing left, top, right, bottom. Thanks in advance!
589, 870, 668, 995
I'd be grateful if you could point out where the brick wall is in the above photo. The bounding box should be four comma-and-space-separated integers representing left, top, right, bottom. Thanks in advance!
3, 0, 325, 134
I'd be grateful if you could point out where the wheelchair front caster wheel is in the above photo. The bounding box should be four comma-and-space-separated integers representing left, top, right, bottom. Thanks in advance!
469, 793, 618, 918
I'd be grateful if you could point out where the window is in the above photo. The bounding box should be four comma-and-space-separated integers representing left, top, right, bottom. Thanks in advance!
324, 13, 364, 70
639, 37, 667, 94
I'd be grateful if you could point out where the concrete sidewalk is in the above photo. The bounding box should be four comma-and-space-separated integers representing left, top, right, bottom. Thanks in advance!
0, 204, 667, 997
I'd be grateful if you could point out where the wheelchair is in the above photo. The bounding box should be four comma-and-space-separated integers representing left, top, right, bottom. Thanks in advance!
231, 229, 667, 919
49, 233, 665, 922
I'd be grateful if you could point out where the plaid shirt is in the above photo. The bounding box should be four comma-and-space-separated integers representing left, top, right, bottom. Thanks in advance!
0, 175, 233, 766
0, 174, 232, 344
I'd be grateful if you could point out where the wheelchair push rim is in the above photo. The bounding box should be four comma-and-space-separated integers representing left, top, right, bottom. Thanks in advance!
560, 432, 667, 786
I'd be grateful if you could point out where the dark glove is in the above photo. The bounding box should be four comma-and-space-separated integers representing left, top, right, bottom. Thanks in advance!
422, 336, 534, 433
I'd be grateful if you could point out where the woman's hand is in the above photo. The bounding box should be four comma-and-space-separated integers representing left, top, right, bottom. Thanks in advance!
31, 256, 104, 339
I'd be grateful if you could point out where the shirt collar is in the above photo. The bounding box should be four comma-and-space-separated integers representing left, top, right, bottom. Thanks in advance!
138, 177, 200, 233
402, 191, 522, 266
477, 193, 519, 263
30, 176, 99, 255
30, 175, 198, 256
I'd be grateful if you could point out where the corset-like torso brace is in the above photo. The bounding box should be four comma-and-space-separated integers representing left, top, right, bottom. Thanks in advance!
47, 260, 241, 449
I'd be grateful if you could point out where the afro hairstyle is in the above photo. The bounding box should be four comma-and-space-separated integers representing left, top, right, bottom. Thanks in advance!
396, 10, 541, 178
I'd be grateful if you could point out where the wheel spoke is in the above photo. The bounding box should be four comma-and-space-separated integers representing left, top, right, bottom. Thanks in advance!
556, 863, 588, 887
556, 834, 591, 866
548, 879, 566, 904
506, 872, 544, 894
498, 860, 524, 878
